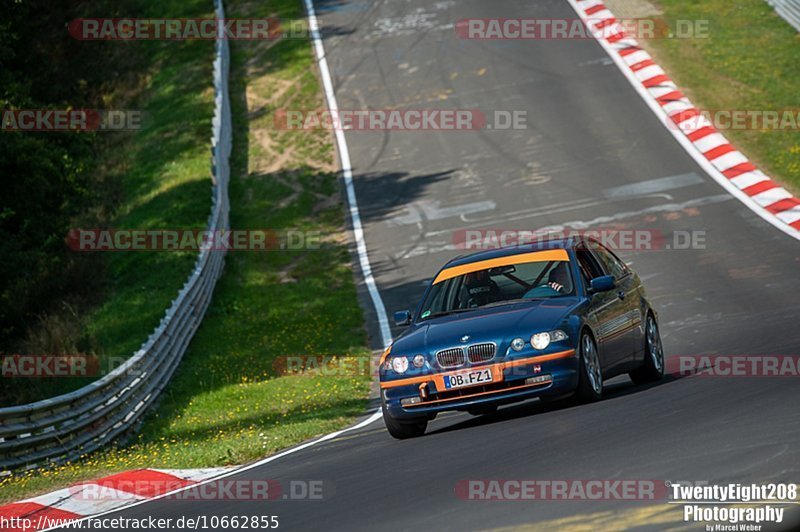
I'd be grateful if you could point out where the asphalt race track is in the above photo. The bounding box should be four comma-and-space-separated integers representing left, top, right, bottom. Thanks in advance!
62, 0, 800, 530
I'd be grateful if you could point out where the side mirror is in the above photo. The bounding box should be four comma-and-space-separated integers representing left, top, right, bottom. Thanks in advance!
394, 310, 412, 327
588, 275, 616, 294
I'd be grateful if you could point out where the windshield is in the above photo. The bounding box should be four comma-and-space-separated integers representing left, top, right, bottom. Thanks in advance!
417, 258, 574, 321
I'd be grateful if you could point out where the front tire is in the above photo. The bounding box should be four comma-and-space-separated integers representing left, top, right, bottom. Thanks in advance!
576, 331, 603, 402
629, 313, 664, 384
382, 400, 427, 439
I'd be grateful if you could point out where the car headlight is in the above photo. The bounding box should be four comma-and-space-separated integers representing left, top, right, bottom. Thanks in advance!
391, 356, 409, 374
531, 330, 568, 350
511, 337, 526, 351
412, 354, 426, 368
531, 332, 551, 350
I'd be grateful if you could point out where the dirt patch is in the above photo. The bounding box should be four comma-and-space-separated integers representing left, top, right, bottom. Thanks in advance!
243, 49, 337, 176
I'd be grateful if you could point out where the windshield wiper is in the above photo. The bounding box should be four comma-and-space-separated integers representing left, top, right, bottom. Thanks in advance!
479, 298, 541, 309
423, 299, 540, 320
421, 297, 547, 320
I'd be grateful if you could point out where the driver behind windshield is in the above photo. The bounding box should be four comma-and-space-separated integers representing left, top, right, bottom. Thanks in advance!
546, 262, 572, 293
462, 270, 499, 307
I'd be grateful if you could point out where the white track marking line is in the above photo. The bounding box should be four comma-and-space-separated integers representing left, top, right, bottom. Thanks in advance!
565, 0, 800, 240
305, 0, 392, 348
386, 199, 496, 226
40, 1, 390, 529
602, 172, 704, 199
403, 194, 734, 258
25, 486, 143, 517
41, 411, 384, 530
150, 468, 233, 482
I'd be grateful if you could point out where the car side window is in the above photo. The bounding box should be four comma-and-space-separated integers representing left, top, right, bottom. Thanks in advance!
589, 240, 628, 279
575, 243, 604, 283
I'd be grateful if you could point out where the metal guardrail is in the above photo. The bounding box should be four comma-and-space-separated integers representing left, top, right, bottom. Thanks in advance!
0, 0, 232, 473
768, 0, 800, 31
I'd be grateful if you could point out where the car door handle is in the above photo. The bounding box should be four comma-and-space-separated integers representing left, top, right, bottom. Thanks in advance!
617, 290, 625, 300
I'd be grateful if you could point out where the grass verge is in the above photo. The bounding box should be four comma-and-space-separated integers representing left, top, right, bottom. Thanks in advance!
0, 0, 370, 503
621, 0, 800, 192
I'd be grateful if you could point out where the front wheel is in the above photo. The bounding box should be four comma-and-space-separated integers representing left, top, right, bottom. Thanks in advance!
629, 313, 664, 384
576, 331, 603, 402
382, 400, 427, 439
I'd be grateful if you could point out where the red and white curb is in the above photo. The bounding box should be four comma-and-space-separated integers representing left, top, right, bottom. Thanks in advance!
0, 468, 231, 531
569, 0, 800, 239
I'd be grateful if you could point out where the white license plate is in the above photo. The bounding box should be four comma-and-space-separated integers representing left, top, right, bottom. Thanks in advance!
443, 368, 494, 390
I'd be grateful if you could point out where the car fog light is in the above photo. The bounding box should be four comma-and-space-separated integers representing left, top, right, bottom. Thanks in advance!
412, 355, 426, 368
531, 332, 551, 350
511, 337, 526, 351
401, 397, 422, 406
392, 356, 409, 374
526, 374, 552, 385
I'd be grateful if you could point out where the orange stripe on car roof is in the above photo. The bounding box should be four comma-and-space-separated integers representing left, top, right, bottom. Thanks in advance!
433, 249, 569, 284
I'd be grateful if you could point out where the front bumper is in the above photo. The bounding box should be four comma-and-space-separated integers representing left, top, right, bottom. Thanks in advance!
381, 349, 578, 420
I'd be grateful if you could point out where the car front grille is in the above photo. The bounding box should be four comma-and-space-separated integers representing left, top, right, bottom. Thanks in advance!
436, 347, 466, 369
467, 342, 496, 364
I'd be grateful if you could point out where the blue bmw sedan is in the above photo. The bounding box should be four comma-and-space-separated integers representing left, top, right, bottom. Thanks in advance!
379, 236, 664, 439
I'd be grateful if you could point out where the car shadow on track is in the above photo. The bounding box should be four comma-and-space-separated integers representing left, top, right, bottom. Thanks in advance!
424, 373, 684, 437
